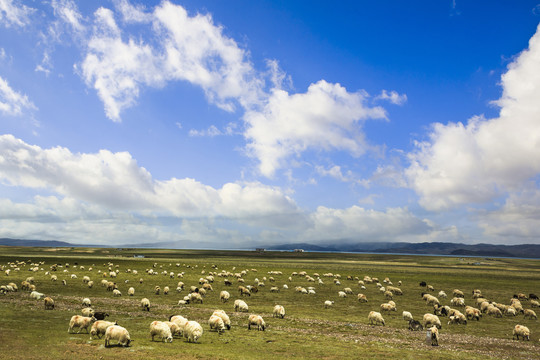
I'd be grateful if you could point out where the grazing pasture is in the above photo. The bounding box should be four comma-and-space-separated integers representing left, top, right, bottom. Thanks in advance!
0, 246, 539, 359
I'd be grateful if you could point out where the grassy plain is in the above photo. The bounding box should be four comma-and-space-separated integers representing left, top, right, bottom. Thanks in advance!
0, 246, 539, 359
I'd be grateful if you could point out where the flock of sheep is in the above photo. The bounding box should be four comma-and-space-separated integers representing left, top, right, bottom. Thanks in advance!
1, 257, 538, 350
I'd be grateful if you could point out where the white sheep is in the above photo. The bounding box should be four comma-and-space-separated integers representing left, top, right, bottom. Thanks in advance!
402, 311, 413, 321
273, 305, 285, 319
451, 297, 465, 307
150, 321, 173, 342
513, 325, 530, 341
164, 321, 182, 337
169, 315, 188, 335
104, 325, 132, 347
429, 326, 439, 346
208, 315, 226, 333
82, 298, 91, 307
141, 297, 150, 311
423, 313, 442, 329
112, 289, 122, 297
234, 299, 249, 312
338, 291, 347, 298
248, 314, 266, 331
128, 287, 135, 296
212, 310, 231, 330
220, 290, 230, 303
183, 321, 203, 343
324, 300, 334, 308
380, 302, 396, 312
524, 309, 537, 320
368, 311, 385, 326
357, 293, 368, 303
68, 315, 96, 333
82, 307, 95, 317
30, 291, 45, 300
90, 320, 116, 339
438, 290, 447, 299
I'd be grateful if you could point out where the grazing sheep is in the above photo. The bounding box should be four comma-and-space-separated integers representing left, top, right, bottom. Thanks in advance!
183, 321, 203, 343
368, 311, 385, 326
338, 291, 347, 298
487, 305, 503, 318
82, 298, 91, 308
402, 311, 413, 322
273, 305, 285, 319
208, 315, 226, 333
423, 294, 440, 307
384, 290, 394, 300
429, 326, 439, 346
141, 298, 150, 311
190, 292, 203, 304
344, 287, 353, 294
212, 310, 231, 330
164, 321, 182, 337
531, 300, 539, 308
220, 290, 230, 303
128, 287, 135, 296
270, 286, 280, 293
465, 307, 481, 321
387, 286, 403, 296
248, 314, 266, 331
451, 297, 465, 307
234, 299, 249, 312
87, 281, 94, 288
150, 321, 173, 342
68, 315, 96, 333
90, 320, 116, 339
380, 302, 396, 312
169, 315, 188, 335
104, 325, 132, 347
447, 311, 467, 325
164, 286, 170, 295
408, 319, 423, 331
112, 289, 122, 297
427, 285, 434, 292
82, 307, 95, 317
238, 286, 251, 297
438, 290, 447, 299
357, 294, 368, 303
524, 309, 537, 320
324, 300, 335, 308
154, 286, 161, 295
506, 307, 517, 317
93, 312, 109, 320
423, 313, 442, 329
30, 291, 45, 300
453, 289, 464, 298
513, 325, 530, 341
44, 297, 54, 310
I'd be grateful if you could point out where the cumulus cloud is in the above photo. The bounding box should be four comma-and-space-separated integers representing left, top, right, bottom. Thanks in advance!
244, 81, 387, 177
0, 135, 302, 222
0, 0, 34, 27
0, 76, 36, 116
407, 24, 540, 211
375, 90, 407, 105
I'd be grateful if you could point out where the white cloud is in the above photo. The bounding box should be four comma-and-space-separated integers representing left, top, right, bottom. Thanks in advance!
376, 90, 407, 105
244, 80, 387, 177
0, 135, 302, 223
406, 24, 540, 211
0, 0, 34, 28
303, 205, 435, 243
113, 0, 151, 24
188, 123, 237, 137
51, 0, 85, 33
0, 76, 36, 116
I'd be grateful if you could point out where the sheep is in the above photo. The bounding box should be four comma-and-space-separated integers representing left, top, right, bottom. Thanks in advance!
82, 298, 91, 307
208, 315, 226, 333
141, 298, 150, 311
513, 325, 530, 341
238, 286, 251, 297
423, 294, 440, 307
44, 297, 54, 310
380, 302, 396, 312
451, 297, 465, 307
324, 300, 335, 308
453, 289, 464, 298
487, 305, 503, 318
82, 307, 95, 317
408, 319, 423, 331
190, 292, 203, 304
248, 314, 266, 331
338, 291, 347, 298
429, 326, 439, 346
154, 286, 161, 295
68, 315, 96, 334
128, 287, 135, 296
447, 311, 467, 325
368, 311, 385, 326
344, 287, 353, 294
150, 321, 173, 342
164, 321, 182, 337
183, 321, 203, 343
164, 286, 170, 295
87, 281, 94, 288
427, 285, 434, 292
112, 289, 122, 297
30, 291, 45, 300
218, 290, 230, 303
531, 300, 540, 308
93, 312, 109, 320
273, 305, 285, 319
387, 286, 403, 296
270, 286, 280, 293
357, 294, 368, 303
465, 306, 481, 321
438, 290, 447, 299
506, 307, 517, 316
169, 315, 188, 335
212, 310, 231, 330
423, 313, 442, 329
90, 320, 116, 339
402, 311, 413, 322
104, 325, 132, 347
524, 309, 537, 320
234, 299, 249, 312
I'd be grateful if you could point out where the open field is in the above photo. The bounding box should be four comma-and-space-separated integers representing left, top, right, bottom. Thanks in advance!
1, 246, 539, 359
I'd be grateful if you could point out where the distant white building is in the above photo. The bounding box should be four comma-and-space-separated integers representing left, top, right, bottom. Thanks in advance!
293, 249, 304, 253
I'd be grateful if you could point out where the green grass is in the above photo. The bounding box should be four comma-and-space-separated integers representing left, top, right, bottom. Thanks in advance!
0, 247, 539, 359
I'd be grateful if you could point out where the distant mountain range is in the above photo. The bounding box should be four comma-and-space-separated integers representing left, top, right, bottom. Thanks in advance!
1, 238, 539, 258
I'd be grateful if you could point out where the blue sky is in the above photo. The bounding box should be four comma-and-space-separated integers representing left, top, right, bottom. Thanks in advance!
1, 0, 540, 248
